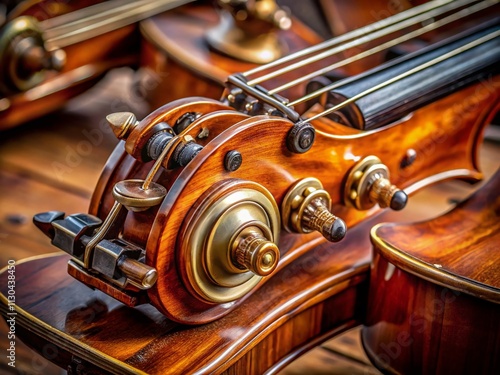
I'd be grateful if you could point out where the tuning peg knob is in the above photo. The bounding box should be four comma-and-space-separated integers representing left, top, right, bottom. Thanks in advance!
106, 112, 139, 140
232, 227, 280, 276
345, 156, 408, 211
282, 178, 347, 242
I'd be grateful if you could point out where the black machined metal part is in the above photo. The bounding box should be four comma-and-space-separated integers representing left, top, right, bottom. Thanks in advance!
226, 73, 301, 121
34, 209, 151, 288
51, 214, 101, 260
146, 127, 203, 168
224, 150, 242, 171
324, 19, 500, 130
173, 141, 203, 168
174, 112, 200, 134
286, 121, 316, 154
147, 129, 175, 160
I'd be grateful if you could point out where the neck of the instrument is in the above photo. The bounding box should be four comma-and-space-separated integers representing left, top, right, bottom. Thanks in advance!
321, 19, 500, 130
41, 0, 193, 50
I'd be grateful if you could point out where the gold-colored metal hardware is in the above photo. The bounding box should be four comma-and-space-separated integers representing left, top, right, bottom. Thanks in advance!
232, 226, 279, 276
113, 179, 167, 212
105, 112, 139, 140
84, 178, 166, 268
282, 177, 346, 242
118, 257, 158, 289
180, 179, 280, 303
344, 156, 408, 211
206, 0, 291, 63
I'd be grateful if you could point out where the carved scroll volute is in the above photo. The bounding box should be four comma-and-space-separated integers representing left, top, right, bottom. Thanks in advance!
82, 77, 500, 324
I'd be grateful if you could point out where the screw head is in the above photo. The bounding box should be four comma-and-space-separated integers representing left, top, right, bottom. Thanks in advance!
400, 149, 417, 169
286, 122, 316, 154
224, 150, 242, 172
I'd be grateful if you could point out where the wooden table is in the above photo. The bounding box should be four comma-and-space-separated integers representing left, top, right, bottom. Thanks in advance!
0, 69, 498, 374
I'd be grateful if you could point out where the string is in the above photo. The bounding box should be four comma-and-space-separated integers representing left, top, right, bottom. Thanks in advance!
242, 0, 457, 77
306, 29, 500, 123
40, 0, 194, 49
285, 0, 495, 105
245, 0, 483, 86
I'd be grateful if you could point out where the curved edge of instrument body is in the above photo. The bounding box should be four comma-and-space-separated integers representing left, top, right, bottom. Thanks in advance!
0, 248, 371, 375
362, 169, 500, 374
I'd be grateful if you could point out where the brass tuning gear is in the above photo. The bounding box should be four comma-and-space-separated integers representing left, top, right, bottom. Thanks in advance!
206, 0, 291, 63
282, 178, 347, 242
344, 156, 408, 211
232, 226, 279, 277
180, 179, 281, 303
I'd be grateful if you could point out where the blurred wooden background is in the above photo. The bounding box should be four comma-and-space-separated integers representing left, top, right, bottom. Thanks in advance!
0, 69, 498, 374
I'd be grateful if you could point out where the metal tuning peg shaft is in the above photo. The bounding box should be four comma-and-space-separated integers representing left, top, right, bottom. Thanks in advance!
344, 156, 408, 211
106, 111, 203, 168
282, 178, 347, 242
232, 227, 280, 276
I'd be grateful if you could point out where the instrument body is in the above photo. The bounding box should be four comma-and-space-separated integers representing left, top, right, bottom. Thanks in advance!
363, 170, 500, 374
0, 213, 379, 375
28, 0, 500, 324
4, 1, 500, 373
82, 75, 499, 324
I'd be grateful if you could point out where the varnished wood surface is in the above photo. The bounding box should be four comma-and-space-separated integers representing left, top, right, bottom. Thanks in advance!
372, 169, 500, 302
363, 173, 500, 373
0, 67, 499, 374
89, 79, 499, 323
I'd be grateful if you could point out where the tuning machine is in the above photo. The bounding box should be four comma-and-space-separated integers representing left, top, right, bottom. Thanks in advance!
344, 156, 408, 211
0, 16, 65, 94
282, 178, 347, 242
106, 111, 202, 168
179, 179, 281, 303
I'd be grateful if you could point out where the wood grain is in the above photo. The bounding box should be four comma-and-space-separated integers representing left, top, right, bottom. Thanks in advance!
363, 169, 500, 374
0, 210, 379, 374
86, 79, 499, 323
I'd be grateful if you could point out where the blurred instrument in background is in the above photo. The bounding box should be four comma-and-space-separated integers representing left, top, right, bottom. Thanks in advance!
0, 0, 193, 129
0, 0, 323, 130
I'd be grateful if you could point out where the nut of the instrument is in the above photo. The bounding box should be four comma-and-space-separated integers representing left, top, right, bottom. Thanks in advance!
344, 156, 408, 211
282, 177, 346, 242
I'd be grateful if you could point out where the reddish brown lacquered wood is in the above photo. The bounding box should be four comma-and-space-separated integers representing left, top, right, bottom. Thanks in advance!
88, 80, 499, 324
362, 170, 500, 374
0, 212, 387, 374
144, 81, 498, 323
